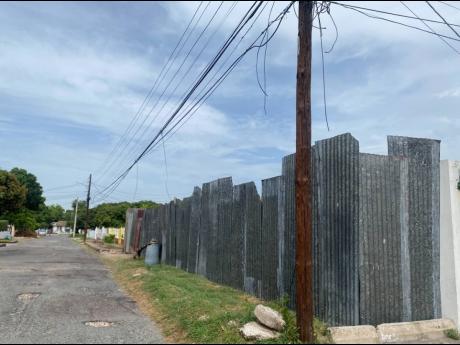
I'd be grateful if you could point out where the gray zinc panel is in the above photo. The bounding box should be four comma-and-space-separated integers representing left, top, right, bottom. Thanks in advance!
218, 177, 233, 287
358, 153, 410, 325
159, 204, 167, 264
187, 187, 202, 274
242, 182, 263, 297
230, 183, 247, 290
198, 183, 210, 277
282, 154, 296, 309
206, 180, 220, 283
261, 176, 284, 301
388, 136, 441, 320
313, 133, 360, 326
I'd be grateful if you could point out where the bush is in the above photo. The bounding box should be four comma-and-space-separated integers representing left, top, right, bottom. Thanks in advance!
103, 234, 116, 244
0, 220, 8, 231
445, 329, 460, 341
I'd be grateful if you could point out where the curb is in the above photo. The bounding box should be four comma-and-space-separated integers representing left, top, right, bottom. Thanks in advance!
329, 319, 457, 344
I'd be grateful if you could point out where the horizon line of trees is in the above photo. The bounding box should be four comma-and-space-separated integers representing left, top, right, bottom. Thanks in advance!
0, 166, 158, 234
68, 200, 158, 232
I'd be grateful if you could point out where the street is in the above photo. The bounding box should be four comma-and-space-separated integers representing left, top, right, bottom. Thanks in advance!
0, 236, 164, 344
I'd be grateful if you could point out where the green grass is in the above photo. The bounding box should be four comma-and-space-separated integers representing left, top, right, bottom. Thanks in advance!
108, 258, 331, 344
0, 239, 17, 244
445, 328, 460, 341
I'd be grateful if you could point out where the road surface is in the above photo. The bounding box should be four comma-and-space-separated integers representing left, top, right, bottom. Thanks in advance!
0, 236, 164, 344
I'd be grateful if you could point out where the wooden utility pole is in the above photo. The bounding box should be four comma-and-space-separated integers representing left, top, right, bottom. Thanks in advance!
83, 174, 92, 243
295, 1, 313, 343
72, 198, 79, 238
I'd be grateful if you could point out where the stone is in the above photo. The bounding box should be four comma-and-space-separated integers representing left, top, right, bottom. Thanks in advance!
329, 325, 379, 344
240, 322, 280, 341
254, 304, 285, 331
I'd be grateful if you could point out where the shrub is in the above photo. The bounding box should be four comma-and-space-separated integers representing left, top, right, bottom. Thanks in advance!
0, 220, 8, 231
445, 329, 460, 341
103, 234, 116, 244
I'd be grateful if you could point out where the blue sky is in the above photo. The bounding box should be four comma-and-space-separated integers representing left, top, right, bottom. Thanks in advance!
0, 1, 459, 208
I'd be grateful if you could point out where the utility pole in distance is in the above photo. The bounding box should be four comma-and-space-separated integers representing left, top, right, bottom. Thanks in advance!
72, 198, 79, 238
83, 174, 92, 243
295, 1, 314, 343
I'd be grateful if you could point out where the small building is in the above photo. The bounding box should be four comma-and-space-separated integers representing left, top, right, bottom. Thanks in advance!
51, 221, 68, 234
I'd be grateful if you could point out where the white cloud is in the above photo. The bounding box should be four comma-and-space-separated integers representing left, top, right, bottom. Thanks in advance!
1, 1, 459, 207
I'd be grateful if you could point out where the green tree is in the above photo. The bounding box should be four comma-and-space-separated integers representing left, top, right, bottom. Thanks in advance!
36, 204, 65, 228
0, 220, 8, 231
10, 168, 45, 210
0, 170, 27, 215
7, 209, 38, 234
88, 201, 158, 228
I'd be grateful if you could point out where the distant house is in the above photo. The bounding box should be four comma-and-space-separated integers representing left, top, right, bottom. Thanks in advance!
51, 221, 68, 234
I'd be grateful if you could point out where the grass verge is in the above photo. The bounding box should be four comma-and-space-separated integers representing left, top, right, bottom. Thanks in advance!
0, 239, 18, 244
102, 256, 331, 344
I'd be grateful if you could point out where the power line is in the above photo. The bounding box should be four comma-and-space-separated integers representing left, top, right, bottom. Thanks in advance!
145, 2, 292, 159
93, 1, 264, 200
96, 2, 218, 186
142, 2, 295, 164
44, 183, 82, 192
426, 1, 460, 38
112, 1, 271, 184
330, 1, 460, 28
95, 1, 208, 183
400, 1, 460, 54
437, 1, 460, 12
104, 2, 232, 184
332, 2, 460, 42
316, 2, 330, 131
94, 1, 292, 201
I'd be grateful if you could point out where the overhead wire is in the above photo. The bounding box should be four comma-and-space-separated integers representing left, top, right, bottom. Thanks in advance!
94, 2, 296, 202
437, 1, 460, 12
331, 2, 460, 42
400, 1, 460, 54
426, 1, 460, 38
106, 1, 235, 183
330, 1, 460, 28
94, 1, 205, 179
316, 1, 331, 131
96, 1, 211, 184
92, 1, 266, 202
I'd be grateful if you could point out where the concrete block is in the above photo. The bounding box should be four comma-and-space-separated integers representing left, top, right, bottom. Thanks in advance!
377, 319, 456, 343
329, 325, 379, 344
440, 160, 460, 329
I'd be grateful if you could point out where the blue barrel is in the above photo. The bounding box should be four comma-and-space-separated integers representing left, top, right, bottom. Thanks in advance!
145, 241, 160, 266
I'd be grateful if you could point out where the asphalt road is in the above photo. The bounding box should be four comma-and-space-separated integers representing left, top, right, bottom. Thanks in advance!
0, 236, 164, 344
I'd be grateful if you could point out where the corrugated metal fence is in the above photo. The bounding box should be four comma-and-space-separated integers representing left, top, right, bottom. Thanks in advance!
124, 133, 441, 327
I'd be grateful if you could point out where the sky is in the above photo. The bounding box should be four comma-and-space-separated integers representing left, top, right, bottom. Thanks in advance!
0, 1, 459, 209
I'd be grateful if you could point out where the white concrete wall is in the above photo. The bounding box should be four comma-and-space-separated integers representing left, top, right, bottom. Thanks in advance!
440, 160, 460, 328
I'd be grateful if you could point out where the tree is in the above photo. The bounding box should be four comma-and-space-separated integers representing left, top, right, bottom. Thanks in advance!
88, 201, 158, 228
0, 170, 27, 215
36, 204, 65, 228
10, 168, 45, 210
8, 209, 38, 234
0, 220, 8, 231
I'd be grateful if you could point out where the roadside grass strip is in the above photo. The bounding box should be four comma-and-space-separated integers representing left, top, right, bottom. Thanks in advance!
104, 257, 331, 344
